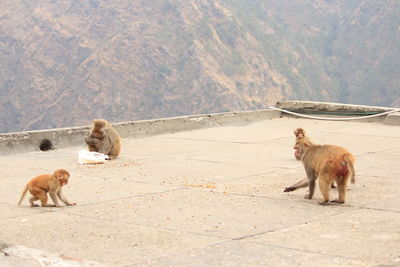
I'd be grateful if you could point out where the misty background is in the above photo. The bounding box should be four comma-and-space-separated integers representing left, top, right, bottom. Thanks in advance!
1, 0, 399, 133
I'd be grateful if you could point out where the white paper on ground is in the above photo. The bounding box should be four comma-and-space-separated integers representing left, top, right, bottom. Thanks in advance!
78, 149, 109, 164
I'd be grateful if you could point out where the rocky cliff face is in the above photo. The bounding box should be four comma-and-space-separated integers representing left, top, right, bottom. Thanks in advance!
1, 0, 399, 132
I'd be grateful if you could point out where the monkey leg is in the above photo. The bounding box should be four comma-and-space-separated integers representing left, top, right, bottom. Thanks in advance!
35, 190, 55, 207
29, 196, 40, 207
331, 178, 347, 204
304, 167, 316, 199
98, 141, 112, 155
304, 178, 316, 199
284, 178, 308, 192
318, 177, 331, 204
49, 192, 61, 207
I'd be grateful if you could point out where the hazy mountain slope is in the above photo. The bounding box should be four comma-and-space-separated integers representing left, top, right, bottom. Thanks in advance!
0, 0, 399, 132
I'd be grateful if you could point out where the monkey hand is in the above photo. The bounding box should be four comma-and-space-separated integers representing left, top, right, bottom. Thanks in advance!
284, 187, 296, 192
67, 202, 77, 206
85, 136, 101, 145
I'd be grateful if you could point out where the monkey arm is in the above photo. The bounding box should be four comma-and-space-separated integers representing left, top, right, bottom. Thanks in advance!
57, 190, 76, 206
49, 191, 61, 207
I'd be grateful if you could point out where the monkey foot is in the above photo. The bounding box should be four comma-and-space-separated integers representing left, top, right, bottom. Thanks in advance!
304, 194, 312, 199
30, 204, 40, 207
330, 199, 345, 204
318, 200, 330, 205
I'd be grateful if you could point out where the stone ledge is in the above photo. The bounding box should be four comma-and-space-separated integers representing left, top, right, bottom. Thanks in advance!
0, 109, 280, 155
276, 100, 395, 114
383, 112, 400, 126
276, 100, 400, 124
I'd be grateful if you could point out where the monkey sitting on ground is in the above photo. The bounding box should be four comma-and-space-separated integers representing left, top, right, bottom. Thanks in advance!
285, 137, 355, 204
85, 119, 121, 159
18, 169, 76, 207
293, 128, 314, 160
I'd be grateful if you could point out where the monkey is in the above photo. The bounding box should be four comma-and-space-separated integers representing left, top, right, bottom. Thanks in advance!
85, 119, 121, 159
288, 128, 336, 191
285, 137, 355, 204
18, 169, 76, 207
293, 128, 314, 160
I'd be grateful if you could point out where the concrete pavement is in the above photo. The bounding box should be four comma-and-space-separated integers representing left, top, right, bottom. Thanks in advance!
0, 117, 399, 266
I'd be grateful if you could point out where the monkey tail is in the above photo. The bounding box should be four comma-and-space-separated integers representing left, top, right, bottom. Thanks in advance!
343, 154, 355, 184
18, 184, 29, 205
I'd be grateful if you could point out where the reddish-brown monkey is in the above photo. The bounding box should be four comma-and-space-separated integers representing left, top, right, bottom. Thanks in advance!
285, 137, 355, 204
18, 169, 76, 207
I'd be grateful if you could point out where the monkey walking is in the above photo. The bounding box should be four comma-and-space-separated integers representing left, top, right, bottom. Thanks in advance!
18, 169, 76, 207
286, 137, 355, 204
85, 119, 121, 159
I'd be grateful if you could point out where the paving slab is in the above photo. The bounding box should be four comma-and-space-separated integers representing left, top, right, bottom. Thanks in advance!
0, 213, 224, 266
247, 209, 400, 265
141, 239, 370, 267
364, 196, 400, 213
66, 188, 356, 240
0, 117, 399, 266
213, 171, 400, 206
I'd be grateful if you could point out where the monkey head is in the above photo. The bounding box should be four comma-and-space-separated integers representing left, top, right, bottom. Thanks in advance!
294, 128, 306, 138
92, 119, 106, 133
54, 169, 70, 186
90, 119, 107, 139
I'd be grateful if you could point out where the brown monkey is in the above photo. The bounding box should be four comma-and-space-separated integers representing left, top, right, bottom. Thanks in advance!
286, 137, 355, 204
293, 128, 314, 160
85, 119, 121, 159
18, 169, 76, 207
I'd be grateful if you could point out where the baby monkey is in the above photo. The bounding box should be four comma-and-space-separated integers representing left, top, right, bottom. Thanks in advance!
18, 169, 76, 207
288, 128, 336, 191
293, 128, 314, 160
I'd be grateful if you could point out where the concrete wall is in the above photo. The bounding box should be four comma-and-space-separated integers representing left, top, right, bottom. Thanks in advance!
276, 100, 400, 124
1, 101, 399, 155
0, 109, 280, 155
276, 100, 396, 113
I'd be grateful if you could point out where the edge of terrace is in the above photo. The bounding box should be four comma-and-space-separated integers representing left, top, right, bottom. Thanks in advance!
1, 101, 399, 154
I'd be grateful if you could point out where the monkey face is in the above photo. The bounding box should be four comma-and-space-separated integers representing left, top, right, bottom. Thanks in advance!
294, 128, 305, 138
54, 169, 70, 185
93, 120, 106, 132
